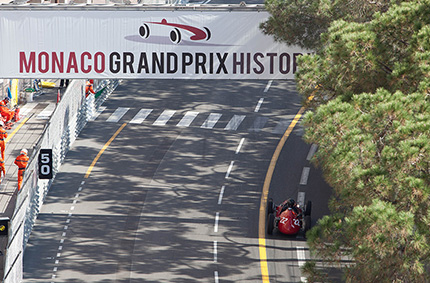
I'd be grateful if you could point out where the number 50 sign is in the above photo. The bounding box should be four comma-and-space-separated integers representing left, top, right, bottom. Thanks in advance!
39, 149, 53, 179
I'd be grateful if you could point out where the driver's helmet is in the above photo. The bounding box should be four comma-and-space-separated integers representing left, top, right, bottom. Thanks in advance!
287, 198, 296, 207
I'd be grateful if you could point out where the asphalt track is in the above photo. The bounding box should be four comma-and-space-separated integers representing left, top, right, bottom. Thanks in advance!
23, 79, 332, 282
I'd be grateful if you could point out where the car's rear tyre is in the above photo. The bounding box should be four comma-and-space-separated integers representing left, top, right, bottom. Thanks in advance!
304, 215, 312, 234
267, 198, 274, 215
304, 200, 312, 216
267, 213, 275, 235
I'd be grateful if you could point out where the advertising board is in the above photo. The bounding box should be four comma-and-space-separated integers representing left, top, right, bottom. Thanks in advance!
0, 9, 309, 79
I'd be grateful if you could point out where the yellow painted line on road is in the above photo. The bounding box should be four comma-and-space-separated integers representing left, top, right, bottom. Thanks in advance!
5, 117, 30, 143
85, 123, 127, 179
258, 100, 311, 282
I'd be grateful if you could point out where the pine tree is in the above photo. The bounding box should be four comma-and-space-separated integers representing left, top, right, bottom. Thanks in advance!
262, 0, 430, 281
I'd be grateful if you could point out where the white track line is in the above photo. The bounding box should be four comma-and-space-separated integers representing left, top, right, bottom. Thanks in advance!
177, 111, 199, 127
224, 115, 245, 131
225, 161, 234, 179
235, 138, 245, 154
306, 144, 318, 161
130, 109, 152, 124
201, 113, 221, 129
264, 80, 273, 92
218, 186, 225, 205
297, 246, 306, 267
107, 107, 129, 122
254, 98, 264, 112
300, 167, 310, 185
214, 212, 219, 233
153, 110, 176, 126
213, 241, 218, 263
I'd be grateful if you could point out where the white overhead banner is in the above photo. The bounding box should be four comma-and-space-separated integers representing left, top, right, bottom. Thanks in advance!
0, 9, 309, 79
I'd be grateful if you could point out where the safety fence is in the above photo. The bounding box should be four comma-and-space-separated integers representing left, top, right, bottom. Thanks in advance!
3, 79, 119, 283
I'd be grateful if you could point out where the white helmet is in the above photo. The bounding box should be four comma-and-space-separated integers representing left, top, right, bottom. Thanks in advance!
0, 121, 3, 127
20, 148, 28, 155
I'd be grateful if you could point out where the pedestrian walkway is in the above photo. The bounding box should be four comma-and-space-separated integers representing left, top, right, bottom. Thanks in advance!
99, 106, 296, 134
0, 80, 62, 219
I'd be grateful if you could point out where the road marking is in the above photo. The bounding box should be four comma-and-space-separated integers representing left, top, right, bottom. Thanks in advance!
306, 144, 318, 161
254, 98, 264, 112
214, 271, 219, 283
249, 116, 268, 132
258, 104, 309, 283
224, 115, 245, 130
201, 113, 222, 129
225, 161, 234, 179
177, 111, 199, 127
235, 138, 245, 154
130, 109, 152, 124
297, 192, 306, 208
218, 186, 225, 205
85, 123, 127, 178
300, 167, 310, 185
153, 110, 176, 126
264, 80, 273, 93
52, 181, 85, 280
107, 107, 129, 122
213, 241, 218, 263
214, 212, 219, 233
297, 246, 306, 267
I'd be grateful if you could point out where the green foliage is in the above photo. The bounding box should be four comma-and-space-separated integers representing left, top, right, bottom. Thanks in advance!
307, 200, 430, 282
264, 0, 430, 280
260, 0, 328, 51
261, 0, 396, 51
304, 88, 430, 210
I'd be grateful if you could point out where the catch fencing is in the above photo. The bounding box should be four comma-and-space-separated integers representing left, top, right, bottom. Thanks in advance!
3, 79, 119, 283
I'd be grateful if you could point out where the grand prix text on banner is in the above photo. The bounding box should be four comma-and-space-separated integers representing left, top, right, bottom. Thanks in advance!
0, 9, 309, 79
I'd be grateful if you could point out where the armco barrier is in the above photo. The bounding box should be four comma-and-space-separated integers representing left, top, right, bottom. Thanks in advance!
3, 79, 119, 283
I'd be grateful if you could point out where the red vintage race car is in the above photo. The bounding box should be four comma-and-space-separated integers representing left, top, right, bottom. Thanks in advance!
266, 198, 312, 236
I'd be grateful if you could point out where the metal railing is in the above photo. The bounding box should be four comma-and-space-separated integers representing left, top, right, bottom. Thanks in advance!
3, 79, 119, 283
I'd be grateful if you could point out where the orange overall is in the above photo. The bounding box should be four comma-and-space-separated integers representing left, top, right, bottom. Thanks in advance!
14, 153, 29, 190
0, 157, 5, 182
0, 104, 14, 123
0, 99, 9, 106
85, 80, 95, 98
0, 126, 7, 160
